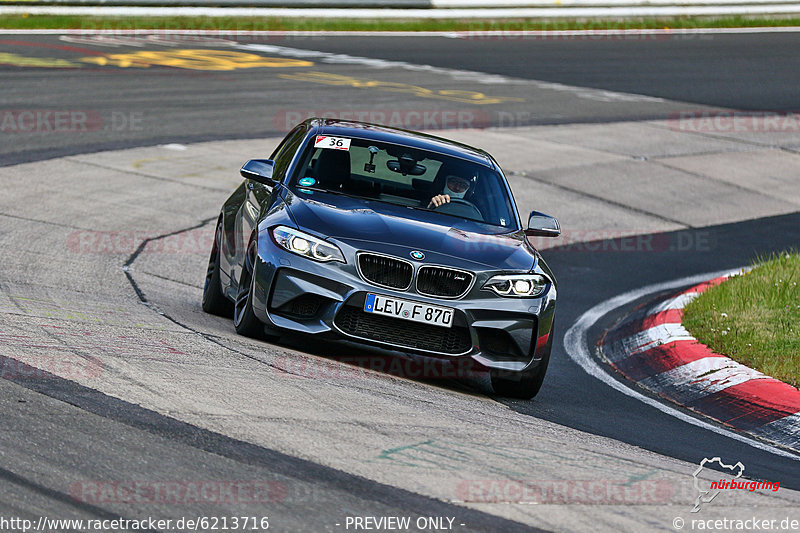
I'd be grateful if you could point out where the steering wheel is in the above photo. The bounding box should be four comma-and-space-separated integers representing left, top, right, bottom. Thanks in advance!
432, 198, 483, 219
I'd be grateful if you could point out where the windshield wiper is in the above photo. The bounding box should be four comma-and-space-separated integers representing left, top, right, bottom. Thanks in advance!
295, 186, 381, 203
296, 186, 348, 196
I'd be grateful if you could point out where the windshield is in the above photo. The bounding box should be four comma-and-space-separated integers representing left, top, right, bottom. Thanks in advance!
289, 136, 517, 229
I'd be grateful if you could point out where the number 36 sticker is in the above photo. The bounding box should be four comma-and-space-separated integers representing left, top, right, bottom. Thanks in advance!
314, 136, 351, 151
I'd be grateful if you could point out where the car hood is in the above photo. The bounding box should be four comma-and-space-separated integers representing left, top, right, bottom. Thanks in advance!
283, 189, 535, 271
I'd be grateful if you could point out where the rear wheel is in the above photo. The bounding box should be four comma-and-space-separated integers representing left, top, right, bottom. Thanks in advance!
202, 221, 233, 317
233, 239, 264, 338
490, 330, 553, 400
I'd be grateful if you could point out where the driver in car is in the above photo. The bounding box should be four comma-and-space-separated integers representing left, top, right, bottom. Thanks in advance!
427, 174, 472, 209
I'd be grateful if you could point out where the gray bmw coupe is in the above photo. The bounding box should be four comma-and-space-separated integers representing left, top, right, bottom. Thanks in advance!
203, 118, 560, 398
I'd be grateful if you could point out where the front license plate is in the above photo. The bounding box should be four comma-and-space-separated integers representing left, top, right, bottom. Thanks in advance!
364, 293, 454, 328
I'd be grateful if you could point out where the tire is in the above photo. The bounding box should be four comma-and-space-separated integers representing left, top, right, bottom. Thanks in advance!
490, 330, 553, 400
233, 238, 264, 338
202, 221, 233, 317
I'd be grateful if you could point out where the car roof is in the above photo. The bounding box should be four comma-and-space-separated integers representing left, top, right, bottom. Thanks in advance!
306, 118, 496, 168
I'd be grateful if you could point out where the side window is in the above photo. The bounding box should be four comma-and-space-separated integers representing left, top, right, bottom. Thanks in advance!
270, 126, 306, 180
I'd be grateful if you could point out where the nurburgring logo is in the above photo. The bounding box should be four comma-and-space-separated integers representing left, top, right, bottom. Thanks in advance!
691, 457, 780, 513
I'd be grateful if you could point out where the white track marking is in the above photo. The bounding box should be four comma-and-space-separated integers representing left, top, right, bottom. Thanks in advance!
235, 43, 665, 103
435, 0, 800, 5
2, 27, 800, 36
563, 267, 800, 460
236, 42, 513, 85
4, 6, 800, 17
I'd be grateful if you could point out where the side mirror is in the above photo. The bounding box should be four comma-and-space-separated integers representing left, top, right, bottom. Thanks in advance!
525, 211, 561, 238
240, 159, 276, 186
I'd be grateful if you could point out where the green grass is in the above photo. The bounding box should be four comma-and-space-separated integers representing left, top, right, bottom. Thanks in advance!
2, 14, 800, 31
682, 252, 800, 387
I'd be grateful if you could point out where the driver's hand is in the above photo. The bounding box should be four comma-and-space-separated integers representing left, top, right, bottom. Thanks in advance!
427, 194, 451, 209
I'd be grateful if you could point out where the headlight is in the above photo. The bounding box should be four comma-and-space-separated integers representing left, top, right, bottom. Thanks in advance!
483, 274, 548, 297
271, 226, 345, 263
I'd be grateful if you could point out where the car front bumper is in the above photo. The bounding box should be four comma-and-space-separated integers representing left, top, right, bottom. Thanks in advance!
250, 236, 556, 373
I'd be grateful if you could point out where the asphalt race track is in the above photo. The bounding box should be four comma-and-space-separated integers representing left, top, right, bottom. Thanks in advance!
6, 31, 800, 166
1, 31, 800, 531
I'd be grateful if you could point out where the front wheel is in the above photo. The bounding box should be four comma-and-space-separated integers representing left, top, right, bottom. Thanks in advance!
233, 239, 264, 338
202, 221, 233, 317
